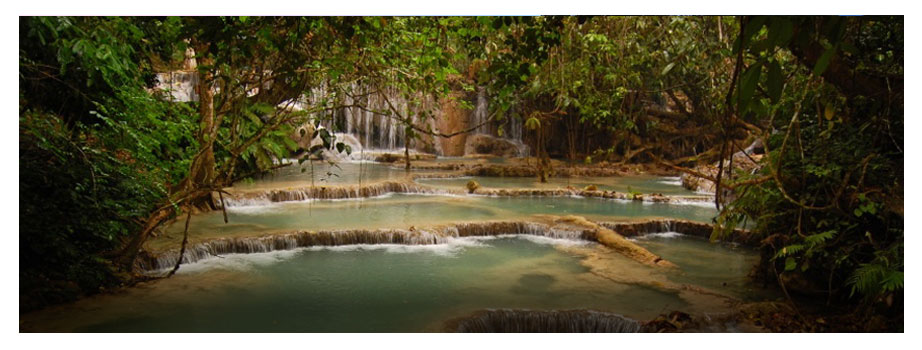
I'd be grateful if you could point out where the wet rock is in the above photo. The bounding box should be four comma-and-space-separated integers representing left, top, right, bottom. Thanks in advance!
464, 134, 523, 157
446, 309, 641, 333
642, 311, 696, 332
466, 180, 480, 193
375, 153, 401, 163
465, 164, 536, 177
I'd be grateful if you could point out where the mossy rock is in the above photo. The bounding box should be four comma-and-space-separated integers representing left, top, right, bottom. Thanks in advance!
374, 153, 400, 163
466, 180, 480, 193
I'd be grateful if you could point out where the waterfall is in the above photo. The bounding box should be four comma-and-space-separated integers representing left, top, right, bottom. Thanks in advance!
222, 181, 458, 207
138, 218, 754, 273
597, 220, 755, 244
295, 84, 540, 156
507, 110, 523, 141
473, 87, 490, 134
154, 71, 199, 102
447, 309, 641, 333
139, 220, 600, 272
222, 179, 715, 207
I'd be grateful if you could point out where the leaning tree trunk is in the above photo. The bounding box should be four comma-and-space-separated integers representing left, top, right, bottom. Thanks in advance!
118, 43, 218, 272
188, 51, 216, 193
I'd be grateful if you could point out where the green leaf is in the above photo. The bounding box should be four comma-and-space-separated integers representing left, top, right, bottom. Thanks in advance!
738, 63, 762, 114
768, 17, 794, 47
524, 117, 541, 130
813, 46, 836, 76
767, 61, 783, 103
661, 62, 676, 76
785, 257, 797, 271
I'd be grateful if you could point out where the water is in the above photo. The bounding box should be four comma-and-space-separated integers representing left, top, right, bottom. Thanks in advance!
234, 162, 414, 190
154, 194, 717, 250
632, 234, 775, 300
21, 236, 763, 332
416, 175, 694, 195
19, 160, 765, 332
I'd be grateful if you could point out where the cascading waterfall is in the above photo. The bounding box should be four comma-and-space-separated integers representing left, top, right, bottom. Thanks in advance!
467, 87, 530, 157
304, 84, 532, 157
138, 218, 749, 273
598, 220, 754, 244
473, 87, 490, 135
221, 181, 457, 207
506, 108, 524, 142
221, 179, 714, 207
447, 309, 641, 333
139, 221, 597, 272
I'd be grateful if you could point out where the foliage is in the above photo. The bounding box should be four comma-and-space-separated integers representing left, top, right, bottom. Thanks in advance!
715, 16, 903, 309
20, 17, 203, 310
18, 16, 903, 318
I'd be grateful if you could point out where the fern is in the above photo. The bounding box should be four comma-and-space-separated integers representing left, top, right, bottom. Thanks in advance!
847, 243, 904, 298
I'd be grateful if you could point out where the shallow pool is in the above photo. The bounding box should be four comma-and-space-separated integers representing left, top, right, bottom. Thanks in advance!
21, 235, 765, 332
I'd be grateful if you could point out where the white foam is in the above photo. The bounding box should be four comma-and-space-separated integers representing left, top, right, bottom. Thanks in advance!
225, 201, 301, 214
173, 248, 304, 274
669, 199, 718, 208
657, 177, 683, 186
418, 176, 474, 181
464, 234, 590, 247
170, 235, 589, 274
503, 234, 592, 247
302, 237, 488, 256
634, 231, 684, 240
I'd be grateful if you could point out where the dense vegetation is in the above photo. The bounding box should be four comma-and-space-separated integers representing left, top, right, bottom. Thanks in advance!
19, 16, 902, 328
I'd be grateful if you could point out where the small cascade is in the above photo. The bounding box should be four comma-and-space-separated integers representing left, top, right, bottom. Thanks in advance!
473, 87, 490, 134
597, 219, 755, 244
447, 309, 641, 333
452, 222, 594, 241
138, 218, 753, 273
222, 181, 458, 207
506, 110, 524, 142
139, 220, 601, 272
139, 228, 449, 271
224, 179, 714, 207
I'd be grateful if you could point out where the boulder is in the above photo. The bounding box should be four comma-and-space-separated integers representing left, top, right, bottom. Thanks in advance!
464, 134, 523, 157
466, 180, 480, 193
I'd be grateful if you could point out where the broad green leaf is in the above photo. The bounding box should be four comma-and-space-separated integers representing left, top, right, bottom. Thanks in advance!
813, 46, 836, 76
767, 61, 783, 103
768, 17, 794, 47
738, 63, 762, 114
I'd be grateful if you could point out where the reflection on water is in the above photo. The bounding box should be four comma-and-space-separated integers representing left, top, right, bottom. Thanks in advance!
22, 236, 766, 332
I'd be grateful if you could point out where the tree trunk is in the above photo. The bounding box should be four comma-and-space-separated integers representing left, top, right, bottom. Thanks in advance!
188, 50, 216, 191
117, 206, 173, 271
119, 42, 217, 271
404, 132, 411, 171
